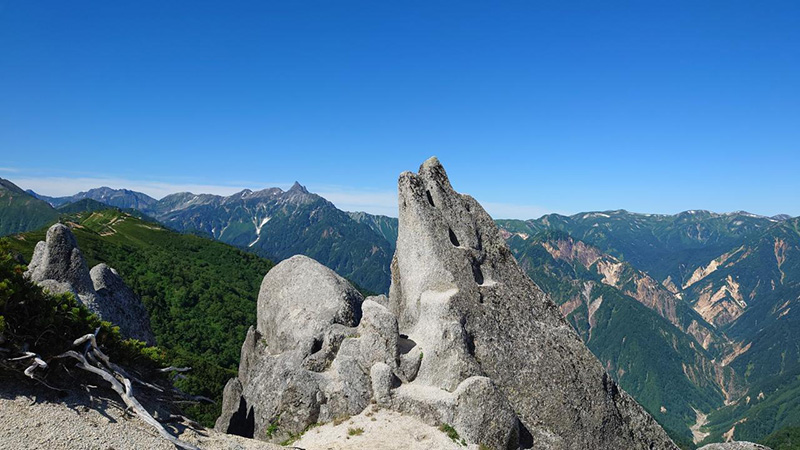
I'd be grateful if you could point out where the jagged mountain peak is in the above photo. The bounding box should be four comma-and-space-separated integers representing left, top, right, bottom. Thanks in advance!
288, 180, 309, 194
148, 181, 392, 293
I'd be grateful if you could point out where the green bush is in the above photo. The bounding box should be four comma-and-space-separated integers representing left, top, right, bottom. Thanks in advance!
0, 242, 163, 372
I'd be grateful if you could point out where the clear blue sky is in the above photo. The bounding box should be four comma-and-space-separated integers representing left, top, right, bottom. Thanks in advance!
1, 1, 798, 218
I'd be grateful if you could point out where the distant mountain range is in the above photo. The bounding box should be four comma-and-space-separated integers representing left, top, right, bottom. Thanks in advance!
3, 178, 799, 446
28, 186, 158, 210
497, 210, 800, 445
143, 182, 393, 293
14, 181, 394, 294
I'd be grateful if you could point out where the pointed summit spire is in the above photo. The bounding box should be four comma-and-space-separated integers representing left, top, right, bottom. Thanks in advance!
288, 181, 309, 194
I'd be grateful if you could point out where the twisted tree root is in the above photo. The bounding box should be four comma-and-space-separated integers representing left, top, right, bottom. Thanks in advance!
37, 330, 202, 450
8, 351, 48, 379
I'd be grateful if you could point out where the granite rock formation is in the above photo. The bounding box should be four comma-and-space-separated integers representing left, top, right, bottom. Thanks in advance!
698, 443, 771, 450
217, 158, 678, 449
25, 223, 155, 345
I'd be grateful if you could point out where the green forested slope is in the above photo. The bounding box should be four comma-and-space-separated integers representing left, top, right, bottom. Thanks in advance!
497, 210, 776, 286
505, 232, 736, 444
4, 209, 272, 367
0, 178, 59, 237
3, 209, 274, 424
702, 368, 800, 445
348, 211, 399, 251
762, 425, 800, 450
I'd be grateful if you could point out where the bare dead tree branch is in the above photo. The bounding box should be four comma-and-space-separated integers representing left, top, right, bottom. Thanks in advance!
157, 366, 192, 373
5, 327, 212, 449
51, 349, 199, 450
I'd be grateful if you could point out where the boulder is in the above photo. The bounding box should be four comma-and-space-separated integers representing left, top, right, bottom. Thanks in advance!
388, 157, 676, 449
26, 223, 95, 298
25, 223, 155, 345
256, 255, 363, 355
218, 157, 678, 450
698, 443, 771, 450
90, 263, 155, 344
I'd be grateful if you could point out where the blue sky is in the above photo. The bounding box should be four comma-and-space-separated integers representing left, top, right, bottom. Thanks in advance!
1, 1, 798, 218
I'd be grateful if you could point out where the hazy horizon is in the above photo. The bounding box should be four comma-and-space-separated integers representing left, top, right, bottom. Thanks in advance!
5, 170, 795, 221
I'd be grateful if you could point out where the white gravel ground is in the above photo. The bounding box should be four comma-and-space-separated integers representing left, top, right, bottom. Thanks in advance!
0, 381, 280, 450
0, 381, 478, 450
293, 405, 479, 450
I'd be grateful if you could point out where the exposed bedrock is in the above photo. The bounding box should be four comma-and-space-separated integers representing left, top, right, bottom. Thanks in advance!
25, 223, 155, 345
217, 158, 677, 449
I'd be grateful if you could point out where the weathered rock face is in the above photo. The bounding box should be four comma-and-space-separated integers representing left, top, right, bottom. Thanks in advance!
216, 256, 383, 442
256, 255, 363, 355
89, 264, 156, 345
217, 158, 677, 449
388, 157, 676, 449
698, 443, 772, 450
27, 224, 95, 296
25, 223, 155, 345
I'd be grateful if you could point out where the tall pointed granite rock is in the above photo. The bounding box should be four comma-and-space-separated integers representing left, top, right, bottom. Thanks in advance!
26, 223, 95, 297
25, 223, 155, 345
217, 158, 677, 449
388, 157, 674, 449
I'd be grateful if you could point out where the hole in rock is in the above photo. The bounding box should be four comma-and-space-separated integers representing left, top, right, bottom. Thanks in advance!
477, 292, 484, 304
398, 336, 417, 355
459, 317, 476, 356
448, 228, 460, 247
518, 419, 534, 449
472, 262, 484, 285
475, 230, 483, 251
465, 332, 476, 356
228, 398, 255, 438
310, 338, 323, 354
425, 190, 435, 207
